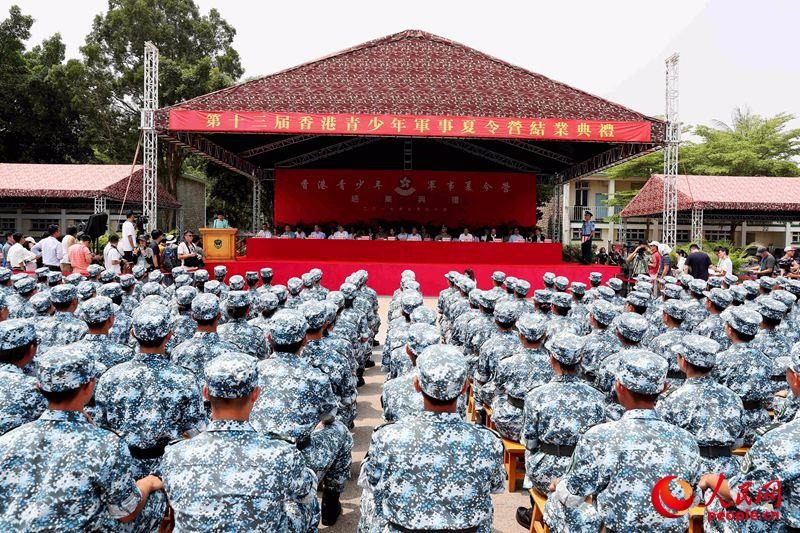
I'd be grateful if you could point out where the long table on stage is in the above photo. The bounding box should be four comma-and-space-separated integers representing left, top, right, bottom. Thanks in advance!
207, 238, 619, 295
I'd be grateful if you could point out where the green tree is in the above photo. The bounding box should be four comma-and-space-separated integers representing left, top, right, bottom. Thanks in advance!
79, 0, 243, 195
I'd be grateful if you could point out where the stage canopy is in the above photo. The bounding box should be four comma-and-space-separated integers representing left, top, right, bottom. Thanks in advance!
155, 29, 665, 226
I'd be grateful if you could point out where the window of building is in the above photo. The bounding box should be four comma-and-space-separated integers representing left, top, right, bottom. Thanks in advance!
571, 228, 600, 241
792, 232, 800, 244
0, 219, 15, 232
676, 230, 690, 243
623, 229, 647, 242
30, 218, 60, 233
704, 229, 730, 242
575, 181, 589, 206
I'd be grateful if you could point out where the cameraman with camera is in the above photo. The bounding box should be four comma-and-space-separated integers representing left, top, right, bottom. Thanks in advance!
625, 241, 650, 278
777, 245, 799, 278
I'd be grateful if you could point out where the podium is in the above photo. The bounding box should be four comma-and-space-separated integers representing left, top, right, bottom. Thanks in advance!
200, 227, 237, 260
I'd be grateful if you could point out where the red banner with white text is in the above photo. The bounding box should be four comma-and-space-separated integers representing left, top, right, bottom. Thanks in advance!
274, 169, 536, 227
169, 109, 651, 142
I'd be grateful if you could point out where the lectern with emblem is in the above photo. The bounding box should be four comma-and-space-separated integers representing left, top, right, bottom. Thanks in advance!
199, 227, 237, 260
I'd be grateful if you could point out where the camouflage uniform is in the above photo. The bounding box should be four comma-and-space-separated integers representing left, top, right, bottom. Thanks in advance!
165, 286, 198, 356
359, 345, 505, 533
74, 297, 134, 370
217, 291, 270, 359
751, 296, 793, 387
8, 276, 37, 319
35, 285, 87, 351
545, 352, 701, 533
0, 320, 46, 436
474, 301, 523, 409
578, 300, 621, 385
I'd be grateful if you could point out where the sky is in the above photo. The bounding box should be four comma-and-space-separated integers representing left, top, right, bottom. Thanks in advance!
3, 0, 799, 130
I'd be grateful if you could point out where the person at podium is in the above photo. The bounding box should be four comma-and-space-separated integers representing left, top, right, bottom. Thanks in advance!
211, 211, 229, 229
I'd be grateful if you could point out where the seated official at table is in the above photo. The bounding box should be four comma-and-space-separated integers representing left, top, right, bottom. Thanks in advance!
508, 227, 526, 242
407, 227, 422, 241
331, 225, 350, 240
280, 225, 296, 238
309, 225, 326, 239
255, 223, 272, 238
459, 228, 475, 242
481, 228, 502, 242
434, 225, 452, 241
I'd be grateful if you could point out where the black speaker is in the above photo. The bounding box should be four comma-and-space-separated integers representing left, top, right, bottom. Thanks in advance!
84, 213, 108, 240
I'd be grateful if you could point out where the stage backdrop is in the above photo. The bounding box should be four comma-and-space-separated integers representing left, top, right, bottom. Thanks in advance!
274, 169, 536, 227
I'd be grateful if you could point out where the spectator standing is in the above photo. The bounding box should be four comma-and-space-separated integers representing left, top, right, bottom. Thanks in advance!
39, 225, 64, 272
120, 211, 136, 264
6, 233, 36, 272
749, 246, 776, 278
148, 230, 163, 271
647, 241, 662, 277
712, 246, 734, 277
67, 234, 94, 276
674, 249, 688, 276
684, 243, 712, 281
657, 243, 672, 280
133, 235, 153, 270
1, 232, 15, 267
103, 234, 124, 275
60, 226, 77, 274
580, 211, 595, 264
177, 230, 202, 268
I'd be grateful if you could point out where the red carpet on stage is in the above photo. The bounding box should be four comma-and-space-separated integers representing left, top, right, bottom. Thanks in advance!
207, 239, 621, 296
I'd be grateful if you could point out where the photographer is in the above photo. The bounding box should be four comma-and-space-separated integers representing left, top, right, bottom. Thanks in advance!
777, 245, 798, 277
625, 241, 650, 278
103, 234, 125, 275
132, 235, 154, 270
177, 230, 203, 268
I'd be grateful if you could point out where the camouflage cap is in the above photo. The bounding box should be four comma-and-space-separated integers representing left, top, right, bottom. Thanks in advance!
679, 273, 694, 286
491, 271, 506, 282
459, 278, 476, 293
146, 270, 163, 283
517, 312, 548, 341
269, 309, 308, 345
79, 296, 114, 324
46, 271, 62, 284
174, 274, 192, 288
554, 276, 569, 291
76, 281, 96, 300
504, 277, 518, 291
29, 293, 51, 314
204, 352, 258, 398
742, 279, 759, 296
339, 282, 357, 299
0, 319, 35, 350
788, 342, 800, 373
634, 281, 654, 294
589, 271, 603, 282
171, 266, 187, 277
141, 282, 162, 297
228, 275, 245, 290
98, 270, 116, 284
0, 267, 11, 282
65, 273, 83, 285
192, 293, 221, 321
514, 279, 531, 296
132, 303, 173, 342
703, 288, 733, 309
10, 273, 26, 284
301, 273, 314, 287
706, 276, 723, 289
286, 277, 302, 294
407, 323, 441, 355
543, 272, 556, 284
587, 300, 617, 326
141, 294, 168, 308
400, 269, 416, 280
724, 306, 762, 336
616, 312, 650, 342
723, 274, 738, 286
416, 344, 468, 401
615, 350, 667, 395
49, 284, 77, 305
467, 288, 481, 307
551, 292, 573, 309
300, 300, 328, 330
36, 344, 99, 392
771, 289, 797, 308
493, 300, 520, 323
194, 269, 210, 282
271, 284, 288, 303
758, 277, 777, 290
252, 291, 277, 314
175, 286, 198, 307
226, 290, 252, 310
596, 286, 616, 302
131, 264, 147, 278
401, 279, 420, 292
688, 279, 707, 295
544, 331, 585, 365
662, 275, 678, 285
479, 289, 502, 311
783, 279, 800, 296
729, 285, 747, 303
635, 274, 652, 283
606, 278, 623, 291
260, 267, 273, 278
204, 280, 223, 296
245, 271, 259, 281
570, 281, 586, 295
663, 299, 687, 320
98, 282, 123, 299
533, 289, 552, 304
757, 297, 788, 320
87, 264, 104, 277
34, 266, 49, 278
118, 274, 135, 288
310, 268, 323, 282
626, 291, 650, 308
675, 334, 720, 368
662, 283, 684, 300
410, 306, 437, 325
0, 292, 7, 310
14, 276, 36, 295
401, 291, 424, 314
213, 265, 227, 276
323, 301, 338, 324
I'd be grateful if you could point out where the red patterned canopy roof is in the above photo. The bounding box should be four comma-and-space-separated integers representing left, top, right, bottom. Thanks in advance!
158, 29, 662, 131
0, 164, 180, 208
620, 174, 800, 217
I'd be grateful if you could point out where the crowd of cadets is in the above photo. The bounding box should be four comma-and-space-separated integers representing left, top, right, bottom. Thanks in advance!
1, 260, 800, 531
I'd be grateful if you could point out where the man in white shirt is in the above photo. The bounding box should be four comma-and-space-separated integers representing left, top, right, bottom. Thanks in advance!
40, 225, 64, 271
406, 227, 422, 241
255, 223, 272, 238
331, 225, 350, 240
458, 228, 474, 242
103, 234, 124, 275
120, 211, 136, 263
396, 227, 408, 241
711, 246, 733, 277
508, 227, 526, 242
309, 224, 326, 239
6, 233, 36, 272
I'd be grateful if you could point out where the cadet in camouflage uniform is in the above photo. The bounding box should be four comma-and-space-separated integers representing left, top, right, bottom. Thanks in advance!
513, 279, 536, 314
773, 287, 800, 346
699, 349, 800, 532
257, 267, 273, 293
712, 306, 774, 444
118, 274, 139, 316
684, 278, 711, 329
98, 282, 133, 346
579, 300, 621, 385
605, 277, 626, 308
545, 351, 701, 533
0, 320, 45, 436
474, 300, 522, 411
0, 344, 164, 531
74, 296, 134, 371
532, 289, 552, 316
648, 299, 691, 384
0, 268, 12, 298
380, 324, 443, 423
94, 303, 206, 480
33, 266, 49, 294
9, 276, 37, 319
545, 292, 583, 338
285, 277, 304, 309
751, 296, 793, 390
359, 344, 505, 533
28, 292, 53, 317
583, 271, 603, 301
491, 312, 554, 442
250, 309, 353, 527
437, 272, 458, 324
693, 287, 734, 350
171, 293, 241, 380
212, 265, 230, 297
449, 287, 481, 347
515, 331, 607, 530
337, 282, 371, 385
0, 292, 9, 321
218, 290, 270, 359
300, 300, 358, 429
165, 285, 198, 356
36, 284, 87, 351
388, 306, 438, 379
161, 351, 319, 532
249, 290, 279, 341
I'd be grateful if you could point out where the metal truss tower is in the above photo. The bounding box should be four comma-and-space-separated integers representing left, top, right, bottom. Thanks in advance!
141, 42, 159, 232
662, 53, 680, 248
252, 179, 262, 231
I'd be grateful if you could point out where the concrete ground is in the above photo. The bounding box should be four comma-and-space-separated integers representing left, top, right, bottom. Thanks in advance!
321, 297, 528, 533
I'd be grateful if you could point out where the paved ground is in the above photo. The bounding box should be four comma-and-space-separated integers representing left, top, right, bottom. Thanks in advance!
321, 297, 528, 532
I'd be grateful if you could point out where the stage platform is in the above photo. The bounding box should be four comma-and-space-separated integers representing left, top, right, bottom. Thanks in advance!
206, 239, 620, 296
